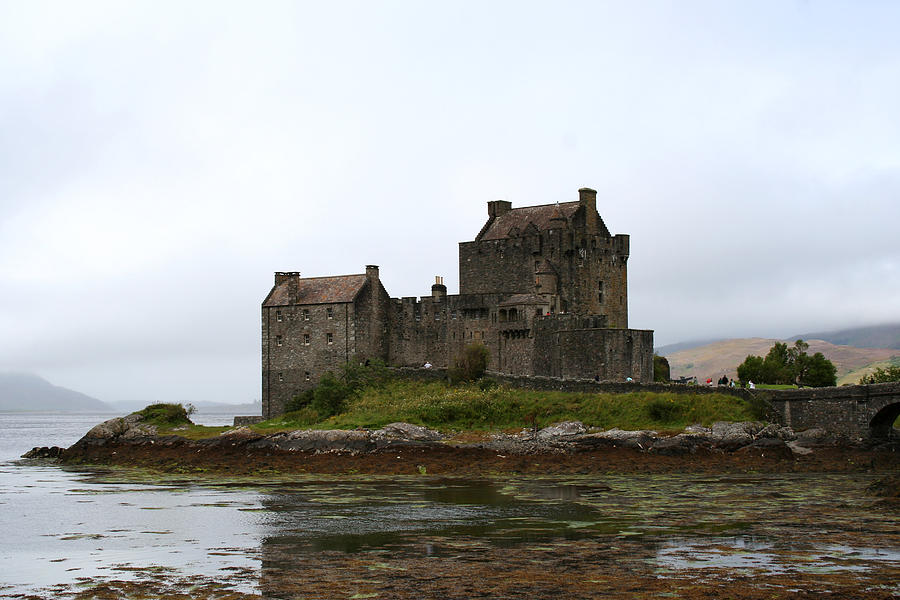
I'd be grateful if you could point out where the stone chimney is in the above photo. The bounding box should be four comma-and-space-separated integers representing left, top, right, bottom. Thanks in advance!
274, 271, 300, 285
365, 265, 379, 282
431, 275, 447, 302
487, 200, 512, 218
578, 187, 597, 232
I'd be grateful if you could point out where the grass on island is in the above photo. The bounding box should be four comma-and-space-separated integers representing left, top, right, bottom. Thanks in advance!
135, 382, 770, 440
253, 379, 768, 434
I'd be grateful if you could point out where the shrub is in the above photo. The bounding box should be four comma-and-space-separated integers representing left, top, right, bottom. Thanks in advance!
653, 354, 671, 383
135, 403, 193, 427
285, 389, 315, 413
341, 358, 391, 392
311, 372, 349, 417
449, 343, 490, 383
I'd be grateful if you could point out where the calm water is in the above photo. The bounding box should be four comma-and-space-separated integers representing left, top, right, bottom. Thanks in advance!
1, 413, 898, 597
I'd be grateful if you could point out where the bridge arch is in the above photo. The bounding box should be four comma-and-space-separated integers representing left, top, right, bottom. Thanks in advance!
869, 401, 900, 439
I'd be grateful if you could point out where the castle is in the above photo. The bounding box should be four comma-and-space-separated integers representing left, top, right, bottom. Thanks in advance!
261, 187, 654, 418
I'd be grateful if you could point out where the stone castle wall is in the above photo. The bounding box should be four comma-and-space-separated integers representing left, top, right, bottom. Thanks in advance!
261, 188, 655, 418
262, 302, 356, 418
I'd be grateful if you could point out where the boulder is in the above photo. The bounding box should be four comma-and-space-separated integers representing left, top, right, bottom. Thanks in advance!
576, 428, 657, 451
651, 434, 709, 455
21, 446, 64, 459
796, 428, 829, 442
710, 421, 757, 449
536, 421, 587, 440
786, 441, 813, 456
75, 414, 157, 445
684, 424, 711, 435
378, 422, 444, 442
755, 423, 795, 441
251, 429, 374, 453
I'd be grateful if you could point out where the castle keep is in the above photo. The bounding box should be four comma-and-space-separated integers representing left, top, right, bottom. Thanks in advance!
261, 188, 654, 418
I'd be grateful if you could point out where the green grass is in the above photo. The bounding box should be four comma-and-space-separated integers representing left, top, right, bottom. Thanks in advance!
133, 403, 230, 438
754, 384, 799, 390
253, 380, 766, 433
135, 403, 193, 427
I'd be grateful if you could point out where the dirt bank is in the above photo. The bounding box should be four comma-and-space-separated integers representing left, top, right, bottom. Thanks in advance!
54, 431, 898, 477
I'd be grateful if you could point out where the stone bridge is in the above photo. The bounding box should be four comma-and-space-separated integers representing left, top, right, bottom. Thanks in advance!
480, 372, 900, 440
766, 382, 900, 439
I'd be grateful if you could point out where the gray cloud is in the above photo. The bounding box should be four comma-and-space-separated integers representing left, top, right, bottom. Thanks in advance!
1, 1, 898, 404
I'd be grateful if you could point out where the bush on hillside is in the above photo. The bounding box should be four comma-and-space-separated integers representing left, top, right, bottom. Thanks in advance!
653, 354, 671, 383
136, 403, 194, 427
311, 372, 349, 417
449, 343, 490, 383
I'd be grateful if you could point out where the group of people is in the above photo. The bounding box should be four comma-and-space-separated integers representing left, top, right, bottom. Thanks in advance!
706, 375, 737, 388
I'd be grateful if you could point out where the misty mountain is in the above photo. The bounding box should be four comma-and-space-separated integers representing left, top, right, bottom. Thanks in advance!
790, 323, 900, 350
108, 399, 262, 413
0, 372, 113, 412
655, 338, 726, 355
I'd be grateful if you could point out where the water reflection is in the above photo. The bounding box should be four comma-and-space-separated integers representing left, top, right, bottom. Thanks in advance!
2, 462, 898, 597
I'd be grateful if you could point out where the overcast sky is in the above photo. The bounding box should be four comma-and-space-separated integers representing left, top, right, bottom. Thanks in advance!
1, 1, 898, 405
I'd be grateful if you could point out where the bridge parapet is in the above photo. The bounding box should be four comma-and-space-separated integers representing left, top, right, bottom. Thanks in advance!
768, 382, 900, 439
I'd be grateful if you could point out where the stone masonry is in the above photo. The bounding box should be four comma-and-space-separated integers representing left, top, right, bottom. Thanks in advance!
261, 188, 654, 418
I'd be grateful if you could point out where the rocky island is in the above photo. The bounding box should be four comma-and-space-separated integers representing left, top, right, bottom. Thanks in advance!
25, 411, 900, 477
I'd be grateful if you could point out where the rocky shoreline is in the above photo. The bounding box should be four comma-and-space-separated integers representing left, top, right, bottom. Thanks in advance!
23, 414, 900, 476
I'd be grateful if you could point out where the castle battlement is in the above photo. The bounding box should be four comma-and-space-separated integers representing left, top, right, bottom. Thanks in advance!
260, 188, 654, 418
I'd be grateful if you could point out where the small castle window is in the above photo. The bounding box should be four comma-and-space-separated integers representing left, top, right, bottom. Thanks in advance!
303, 333, 310, 345
435, 312, 440, 321
305, 371, 310, 381
326, 332, 333, 345
326, 307, 333, 319
277, 372, 283, 383
276, 310, 282, 322
276, 335, 283, 346
302, 309, 310, 320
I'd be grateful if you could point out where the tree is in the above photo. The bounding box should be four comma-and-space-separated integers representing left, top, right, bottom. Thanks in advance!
449, 343, 490, 383
736, 354, 765, 383
859, 365, 900, 384
653, 354, 671, 383
736, 339, 836, 387
803, 352, 837, 387
762, 342, 793, 384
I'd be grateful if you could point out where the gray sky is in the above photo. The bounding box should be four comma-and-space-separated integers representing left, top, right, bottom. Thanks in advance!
1, 1, 898, 405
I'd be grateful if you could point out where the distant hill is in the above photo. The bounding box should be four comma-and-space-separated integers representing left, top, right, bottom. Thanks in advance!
790, 323, 900, 350
0, 372, 113, 412
109, 399, 262, 414
655, 338, 725, 355
663, 338, 898, 383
